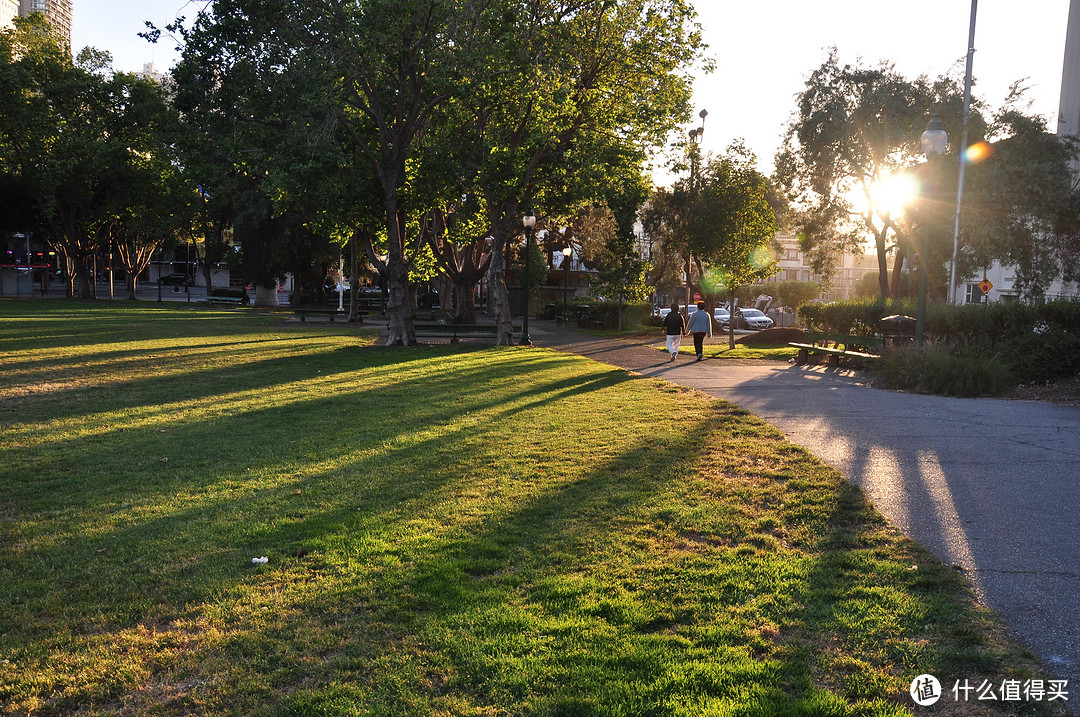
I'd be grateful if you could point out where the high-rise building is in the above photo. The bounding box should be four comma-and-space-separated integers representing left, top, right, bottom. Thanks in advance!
17, 0, 70, 51
1060, 0, 1080, 139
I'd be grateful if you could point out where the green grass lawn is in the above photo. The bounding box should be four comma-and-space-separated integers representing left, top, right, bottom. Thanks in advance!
0, 301, 1059, 716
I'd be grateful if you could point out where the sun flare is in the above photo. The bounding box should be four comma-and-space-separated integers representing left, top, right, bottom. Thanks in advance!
846, 171, 920, 220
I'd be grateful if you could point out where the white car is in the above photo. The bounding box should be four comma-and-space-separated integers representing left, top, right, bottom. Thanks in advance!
735, 308, 774, 330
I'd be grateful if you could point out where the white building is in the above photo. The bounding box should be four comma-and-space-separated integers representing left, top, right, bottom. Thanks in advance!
763, 233, 878, 302
2, 0, 19, 30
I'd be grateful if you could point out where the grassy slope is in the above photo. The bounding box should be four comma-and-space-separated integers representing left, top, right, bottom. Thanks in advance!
0, 302, 1058, 716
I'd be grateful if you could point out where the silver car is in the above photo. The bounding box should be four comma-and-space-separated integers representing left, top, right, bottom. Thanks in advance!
736, 308, 774, 330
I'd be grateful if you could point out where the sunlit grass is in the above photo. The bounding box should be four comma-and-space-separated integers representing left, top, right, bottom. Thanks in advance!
0, 301, 1057, 716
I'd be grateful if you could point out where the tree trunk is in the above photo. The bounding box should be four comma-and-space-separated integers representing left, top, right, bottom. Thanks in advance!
728, 288, 737, 350
348, 236, 361, 322
453, 279, 476, 323
889, 246, 906, 298
384, 203, 416, 346
875, 232, 890, 298
488, 228, 515, 345
201, 262, 213, 295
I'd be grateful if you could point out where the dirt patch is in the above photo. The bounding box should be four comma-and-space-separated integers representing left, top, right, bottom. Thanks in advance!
1006, 377, 1080, 406
735, 327, 805, 345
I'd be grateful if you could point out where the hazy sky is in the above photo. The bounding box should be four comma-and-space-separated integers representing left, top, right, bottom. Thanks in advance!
71, 0, 1072, 179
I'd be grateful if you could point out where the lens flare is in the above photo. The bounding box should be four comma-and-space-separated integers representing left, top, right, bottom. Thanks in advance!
964, 141, 994, 163
749, 245, 774, 270
700, 267, 729, 294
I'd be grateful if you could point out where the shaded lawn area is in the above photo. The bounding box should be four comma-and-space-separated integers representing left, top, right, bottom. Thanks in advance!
0, 301, 1058, 716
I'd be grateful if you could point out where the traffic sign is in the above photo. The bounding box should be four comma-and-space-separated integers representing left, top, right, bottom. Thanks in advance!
979, 278, 993, 295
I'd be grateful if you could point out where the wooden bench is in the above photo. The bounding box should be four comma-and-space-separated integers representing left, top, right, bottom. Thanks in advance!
199, 296, 244, 308
789, 332, 884, 366
413, 310, 452, 322
294, 307, 351, 322
413, 323, 517, 344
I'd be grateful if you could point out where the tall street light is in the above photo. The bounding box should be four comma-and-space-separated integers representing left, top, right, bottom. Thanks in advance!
917, 115, 948, 342
686, 108, 707, 319
561, 243, 572, 324
520, 209, 536, 345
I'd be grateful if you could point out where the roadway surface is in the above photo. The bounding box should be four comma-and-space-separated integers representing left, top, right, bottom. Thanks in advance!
531, 321, 1080, 710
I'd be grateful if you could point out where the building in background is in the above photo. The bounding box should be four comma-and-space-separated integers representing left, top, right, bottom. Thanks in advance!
11, 0, 71, 51
2, 0, 19, 30
761, 233, 878, 302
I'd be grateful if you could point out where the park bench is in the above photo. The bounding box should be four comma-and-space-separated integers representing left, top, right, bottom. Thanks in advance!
413, 323, 516, 344
294, 307, 352, 322
199, 296, 244, 308
789, 331, 884, 366
413, 309, 453, 322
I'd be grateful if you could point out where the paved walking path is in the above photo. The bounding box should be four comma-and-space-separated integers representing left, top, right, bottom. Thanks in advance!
529, 321, 1080, 707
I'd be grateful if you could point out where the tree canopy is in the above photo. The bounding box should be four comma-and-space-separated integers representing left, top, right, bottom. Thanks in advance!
776, 50, 1080, 302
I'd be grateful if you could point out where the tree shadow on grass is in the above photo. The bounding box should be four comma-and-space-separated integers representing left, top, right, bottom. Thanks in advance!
1, 310, 1042, 716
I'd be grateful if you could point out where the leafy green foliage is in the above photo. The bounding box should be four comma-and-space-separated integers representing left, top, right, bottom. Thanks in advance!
775, 50, 960, 298
761, 280, 823, 310
961, 107, 1080, 297
1, 18, 186, 298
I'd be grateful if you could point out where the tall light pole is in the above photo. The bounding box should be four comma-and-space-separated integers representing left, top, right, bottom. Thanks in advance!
561, 244, 572, 324
520, 209, 536, 345
950, 0, 978, 304
917, 115, 948, 342
686, 109, 707, 319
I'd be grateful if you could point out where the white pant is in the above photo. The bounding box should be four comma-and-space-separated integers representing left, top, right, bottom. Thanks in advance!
666, 334, 682, 355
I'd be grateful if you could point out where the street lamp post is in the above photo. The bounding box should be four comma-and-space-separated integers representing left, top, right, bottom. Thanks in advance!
520, 210, 536, 345
917, 115, 948, 343
686, 109, 707, 319
561, 244, 572, 324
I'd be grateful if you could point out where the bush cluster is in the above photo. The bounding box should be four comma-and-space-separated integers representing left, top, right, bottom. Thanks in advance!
874, 345, 1016, 397
586, 300, 652, 328
800, 298, 1080, 391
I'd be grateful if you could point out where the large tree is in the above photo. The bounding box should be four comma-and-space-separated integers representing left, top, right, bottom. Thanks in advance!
644, 143, 778, 348
2, 18, 187, 299
960, 101, 1080, 298
774, 50, 968, 299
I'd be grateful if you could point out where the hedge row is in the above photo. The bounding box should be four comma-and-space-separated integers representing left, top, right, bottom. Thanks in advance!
799, 298, 1080, 385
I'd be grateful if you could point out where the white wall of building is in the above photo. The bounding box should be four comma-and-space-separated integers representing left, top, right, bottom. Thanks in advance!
2, 0, 19, 29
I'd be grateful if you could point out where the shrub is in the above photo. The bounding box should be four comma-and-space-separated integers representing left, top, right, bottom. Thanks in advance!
802, 297, 1080, 385
875, 344, 1016, 398
588, 300, 652, 328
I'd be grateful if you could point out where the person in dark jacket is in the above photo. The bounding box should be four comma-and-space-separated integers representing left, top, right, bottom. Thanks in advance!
661, 301, 686, 362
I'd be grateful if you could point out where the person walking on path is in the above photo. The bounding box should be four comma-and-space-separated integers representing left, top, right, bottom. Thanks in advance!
661, 302, 686, 362
685, 300, 712, 362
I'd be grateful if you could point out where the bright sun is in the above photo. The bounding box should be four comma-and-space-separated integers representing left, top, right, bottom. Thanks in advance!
846, 171, 920, 220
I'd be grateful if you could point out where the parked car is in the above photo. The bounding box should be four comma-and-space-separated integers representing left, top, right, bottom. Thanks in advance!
158, 272, 189, 286
734, 308, 774, 330
713, 308, 730, 327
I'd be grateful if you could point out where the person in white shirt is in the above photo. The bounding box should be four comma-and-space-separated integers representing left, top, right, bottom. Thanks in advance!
685, 301, 712, 362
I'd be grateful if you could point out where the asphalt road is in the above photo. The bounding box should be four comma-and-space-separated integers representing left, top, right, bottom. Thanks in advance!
533, 323, 1080, 709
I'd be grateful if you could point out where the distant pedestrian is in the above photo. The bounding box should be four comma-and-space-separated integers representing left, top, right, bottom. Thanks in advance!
662, 301, 686, 362
686, 300, 712, 361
